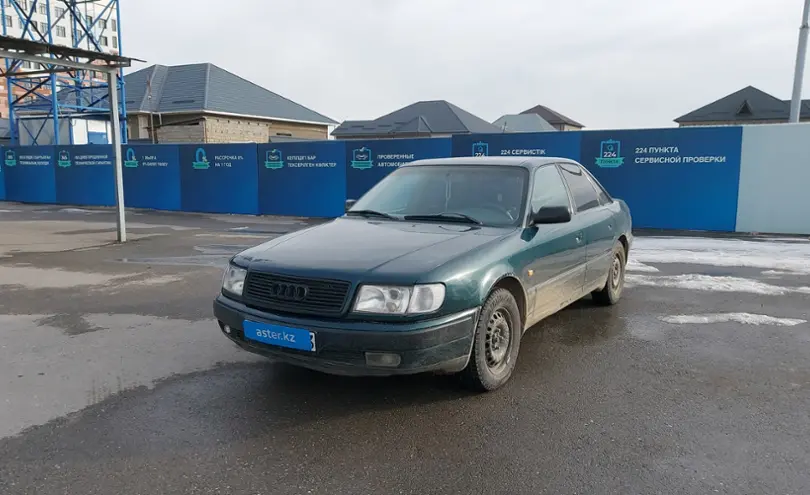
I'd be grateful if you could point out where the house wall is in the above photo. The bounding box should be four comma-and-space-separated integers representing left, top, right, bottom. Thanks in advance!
127, 113, 329, 144
548, 123, 582, 131
127, 114, 152, 141
735, 123, 810, 235
154, 114, 206, 144
204, 116, 327, 143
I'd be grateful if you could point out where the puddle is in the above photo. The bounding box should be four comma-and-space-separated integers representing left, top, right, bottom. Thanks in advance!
0, 266, 186, 290
0, 313, 261, 439
118, 244, 253, 268
0, 266, 129, 289
659, 313, 806, 326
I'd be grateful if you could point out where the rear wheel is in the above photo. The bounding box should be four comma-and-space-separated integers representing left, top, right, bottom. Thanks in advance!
460, 288, 522, 392
592, 241, 626, 306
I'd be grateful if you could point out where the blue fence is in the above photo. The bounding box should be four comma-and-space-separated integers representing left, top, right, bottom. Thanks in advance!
0, 126, 749, 231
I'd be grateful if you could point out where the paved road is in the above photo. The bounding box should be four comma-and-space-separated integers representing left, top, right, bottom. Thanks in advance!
1, 204, 809, 494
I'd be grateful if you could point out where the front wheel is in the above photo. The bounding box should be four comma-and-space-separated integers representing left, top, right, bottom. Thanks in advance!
459, 288, 522, 392
592, 241, 626, 306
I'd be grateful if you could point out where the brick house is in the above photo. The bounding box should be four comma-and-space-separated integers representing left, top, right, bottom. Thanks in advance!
124, 63, 337, 143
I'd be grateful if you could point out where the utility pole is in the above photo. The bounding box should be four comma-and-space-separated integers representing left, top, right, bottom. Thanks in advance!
790, 0, 810, 122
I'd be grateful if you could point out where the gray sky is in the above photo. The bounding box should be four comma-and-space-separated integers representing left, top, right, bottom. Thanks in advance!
122, 0, 801, 129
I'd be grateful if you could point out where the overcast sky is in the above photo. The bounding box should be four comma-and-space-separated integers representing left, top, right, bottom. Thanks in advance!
122, 0, 802, 129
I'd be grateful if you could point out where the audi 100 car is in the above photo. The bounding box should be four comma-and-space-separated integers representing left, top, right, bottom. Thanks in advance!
213, 157, 632, 391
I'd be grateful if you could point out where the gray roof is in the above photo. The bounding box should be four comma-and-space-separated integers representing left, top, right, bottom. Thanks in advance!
331, 100, 501, 137
127, 64, 337, 124
520, 104, 584, 127
674, 86, 797, 123
39, 63, 337, 125
493, 113, 557, 132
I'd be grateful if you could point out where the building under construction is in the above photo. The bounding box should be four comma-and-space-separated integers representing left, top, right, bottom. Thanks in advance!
0, 0, 123, 145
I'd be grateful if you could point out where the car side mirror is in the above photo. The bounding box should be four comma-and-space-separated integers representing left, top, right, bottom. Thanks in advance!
530, 206, 571, 225
345, 199, 357, 213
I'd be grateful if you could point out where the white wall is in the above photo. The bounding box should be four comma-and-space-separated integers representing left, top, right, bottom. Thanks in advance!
70, 119, 110, 144
736, 123, 810, 235
71, 119, 89, 144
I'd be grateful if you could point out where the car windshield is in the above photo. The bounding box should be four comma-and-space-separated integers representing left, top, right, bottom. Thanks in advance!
348, 165, 528, 227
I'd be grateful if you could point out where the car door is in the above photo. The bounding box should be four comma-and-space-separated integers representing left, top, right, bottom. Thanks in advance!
558, 163, 615, 291
521, 164, 587, 327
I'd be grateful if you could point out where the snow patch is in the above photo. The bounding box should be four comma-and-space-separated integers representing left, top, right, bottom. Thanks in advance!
626, 273, 810, 296
59, 208, 103, 214
626, 259, 659, 273
660, 313, 806, 326
632, 237, 810, 275
762, 270, 801, 276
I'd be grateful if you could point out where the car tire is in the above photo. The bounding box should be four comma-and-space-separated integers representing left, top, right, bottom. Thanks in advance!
459, 288, 522, 392
592, 241, 626, 306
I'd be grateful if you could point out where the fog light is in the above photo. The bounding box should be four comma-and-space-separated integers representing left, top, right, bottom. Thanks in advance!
223, 324, 232, 334
365, 352, 401, 368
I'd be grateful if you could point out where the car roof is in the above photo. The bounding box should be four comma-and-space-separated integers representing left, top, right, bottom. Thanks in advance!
401, 156, 581, 170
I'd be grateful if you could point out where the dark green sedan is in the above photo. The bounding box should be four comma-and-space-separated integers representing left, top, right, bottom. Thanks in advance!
214, 157, 632, 391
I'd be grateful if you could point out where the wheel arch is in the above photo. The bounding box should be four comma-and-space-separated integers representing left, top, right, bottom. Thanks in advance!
617, 234, 629, 261
481, 272, 528, 329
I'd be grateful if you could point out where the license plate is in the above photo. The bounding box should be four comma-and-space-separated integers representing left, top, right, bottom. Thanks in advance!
243, 320, 316, 352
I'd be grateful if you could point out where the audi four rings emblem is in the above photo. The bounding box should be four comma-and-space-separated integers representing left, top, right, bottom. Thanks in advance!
269, 282, 309, 301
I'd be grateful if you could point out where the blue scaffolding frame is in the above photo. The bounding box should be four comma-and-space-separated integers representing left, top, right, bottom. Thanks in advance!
0, 0, 126, 145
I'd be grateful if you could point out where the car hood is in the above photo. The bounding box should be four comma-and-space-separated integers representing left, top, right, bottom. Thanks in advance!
235, 217, 512, 282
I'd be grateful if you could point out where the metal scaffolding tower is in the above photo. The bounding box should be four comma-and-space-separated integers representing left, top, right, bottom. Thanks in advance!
0, 33, 138, 240
0, 0, 125, 145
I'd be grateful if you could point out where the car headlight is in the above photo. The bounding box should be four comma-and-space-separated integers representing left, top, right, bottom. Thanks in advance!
222, 264, 247, 296
353, 284, 445, 314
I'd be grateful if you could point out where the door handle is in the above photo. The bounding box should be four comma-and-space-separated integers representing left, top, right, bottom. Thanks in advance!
575, 233, 583, 244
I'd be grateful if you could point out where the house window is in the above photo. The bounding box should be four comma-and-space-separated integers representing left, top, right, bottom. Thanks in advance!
22, 60, 31, 69
55, 6, 65, 17
86, 15, 93, 24
99, 35, 108, 46
112, 36, 117, 48
112, 19, 116, 31
55, 25, 65, 37
99, 19, 106, 29
18, 0, 27, 10
38, 2, 46, 14
4, 15, 11, 28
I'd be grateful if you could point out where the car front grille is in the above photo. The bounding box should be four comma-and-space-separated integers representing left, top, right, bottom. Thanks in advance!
242, 271, 352, 316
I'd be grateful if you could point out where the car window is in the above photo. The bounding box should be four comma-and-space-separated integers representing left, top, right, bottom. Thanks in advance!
581, 168, 612, 205
350, 165, 528, 227
530, 165, 570, 212
559, 163, 601, 212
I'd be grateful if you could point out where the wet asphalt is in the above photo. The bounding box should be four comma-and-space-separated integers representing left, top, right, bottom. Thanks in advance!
1, 204, 809, 494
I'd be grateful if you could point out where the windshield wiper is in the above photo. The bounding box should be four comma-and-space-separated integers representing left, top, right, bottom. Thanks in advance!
346, 209, 398, 220
404, 212, 483, 225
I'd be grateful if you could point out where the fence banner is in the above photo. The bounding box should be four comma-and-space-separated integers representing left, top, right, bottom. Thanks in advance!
0, 146, 5, 201
179, 143, 259, 214
3, 146, 56, 203
122, 145, 181, 211
54, 145, 115, 206
451, 132, 581, 161
580, 127, 743, 231
345, 138, 451, 200
258, 141, 346, 217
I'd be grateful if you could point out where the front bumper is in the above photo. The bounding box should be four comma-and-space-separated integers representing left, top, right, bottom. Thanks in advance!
213, 294, 478, 376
